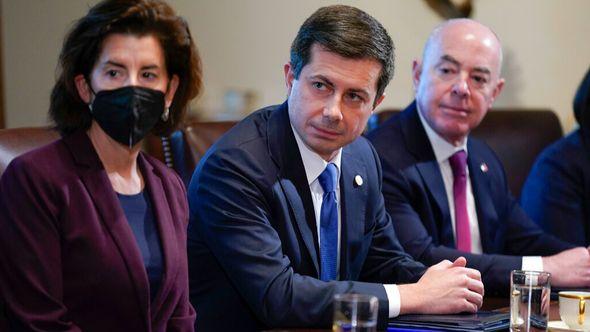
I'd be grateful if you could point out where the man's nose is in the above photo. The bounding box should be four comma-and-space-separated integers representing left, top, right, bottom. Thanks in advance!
451, 76, 470, 98
323, 98, 343, 122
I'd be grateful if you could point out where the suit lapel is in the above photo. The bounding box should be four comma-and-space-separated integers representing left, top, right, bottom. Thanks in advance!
139, 154, 179, 314
401, 104, 455, 246
339, 149, 368, 280
467, 141, 498, 252
267, 103, 320, 275
63, 131, 150, 326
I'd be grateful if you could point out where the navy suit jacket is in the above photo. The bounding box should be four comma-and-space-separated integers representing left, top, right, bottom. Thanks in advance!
0, 130, 195, 331
521, 130, 590, 246
366, 102, 573, 294
187, 102, 426, 331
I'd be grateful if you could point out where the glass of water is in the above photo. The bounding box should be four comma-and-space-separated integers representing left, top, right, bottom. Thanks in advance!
510, 270, 551, 332
332, 293, 378, 332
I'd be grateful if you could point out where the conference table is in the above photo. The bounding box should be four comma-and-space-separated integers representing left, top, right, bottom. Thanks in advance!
267, 296, 567, 332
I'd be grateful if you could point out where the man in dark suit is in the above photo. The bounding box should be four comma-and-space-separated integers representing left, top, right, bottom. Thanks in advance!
521, 67, 590, 247
187, 6, 484, 331
367, 18, 590, 295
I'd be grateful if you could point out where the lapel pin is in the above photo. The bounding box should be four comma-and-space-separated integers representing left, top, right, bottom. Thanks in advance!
354, 175, 363, 187
480, 162, 489, 173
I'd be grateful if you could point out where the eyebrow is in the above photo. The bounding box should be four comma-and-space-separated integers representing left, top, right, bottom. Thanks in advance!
101, 60, 161, 71
310, 74, 335, 89
472, 67, 491, 75
439, 55, 491, 75
440, 54, 460, 67
102, 60, 125, 69
348, 88, 370, 99
309, 74, 371, 97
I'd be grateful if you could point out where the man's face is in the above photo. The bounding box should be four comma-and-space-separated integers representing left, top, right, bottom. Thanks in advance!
414, 22, 504, 145
285, 44, 384, 161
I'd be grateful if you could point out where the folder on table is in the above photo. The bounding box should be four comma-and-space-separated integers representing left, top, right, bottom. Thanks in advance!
388, 311, 509, 331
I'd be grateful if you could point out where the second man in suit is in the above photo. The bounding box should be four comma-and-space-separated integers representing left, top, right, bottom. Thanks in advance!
367, 18, 590, 295
188, 6, 484, 331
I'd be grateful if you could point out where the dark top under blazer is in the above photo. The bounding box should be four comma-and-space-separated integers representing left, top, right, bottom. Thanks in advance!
366, 102, 573, 294
0, 130, 195, 332
521, 130, 590, 246
187, 102, 425, 331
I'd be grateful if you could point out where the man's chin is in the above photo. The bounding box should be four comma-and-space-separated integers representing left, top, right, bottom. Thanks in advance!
309, 142, 341, 159
443, 128, 470, 144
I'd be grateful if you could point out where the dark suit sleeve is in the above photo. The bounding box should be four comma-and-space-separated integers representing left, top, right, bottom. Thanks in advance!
380, 158, 521, 294
521, 139, 588, 246
188, 147, 389, 328
0, 159, 82, 331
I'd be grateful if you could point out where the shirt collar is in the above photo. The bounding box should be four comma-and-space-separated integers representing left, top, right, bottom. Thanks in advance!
417, 103, 468, 163
291, 124, 342, 186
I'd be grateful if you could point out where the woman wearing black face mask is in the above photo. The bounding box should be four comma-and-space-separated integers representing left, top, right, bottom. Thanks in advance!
0, 1, 201, 331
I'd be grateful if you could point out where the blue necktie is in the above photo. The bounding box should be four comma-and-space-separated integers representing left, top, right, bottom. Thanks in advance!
318, 163, 338, 281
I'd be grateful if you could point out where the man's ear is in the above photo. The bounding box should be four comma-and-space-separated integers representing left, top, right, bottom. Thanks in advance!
488, 77, 505, 108
165, 74, 180, 108
372, 93, 386, 111
74, 74, 92, 104
412, 59, 422, 93
284, 62, 295, 96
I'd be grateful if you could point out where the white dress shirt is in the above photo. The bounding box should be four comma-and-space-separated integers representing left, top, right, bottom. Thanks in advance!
417, 107, 543, 270
291, 126, 401, 317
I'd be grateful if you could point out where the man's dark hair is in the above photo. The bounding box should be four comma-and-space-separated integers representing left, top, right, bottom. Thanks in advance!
290, 5, 394, 103
49, 0, 202, 136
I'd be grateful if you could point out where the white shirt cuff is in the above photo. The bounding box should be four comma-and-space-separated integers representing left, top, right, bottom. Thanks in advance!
522, 256, 543, 271
383, 284, 401, 318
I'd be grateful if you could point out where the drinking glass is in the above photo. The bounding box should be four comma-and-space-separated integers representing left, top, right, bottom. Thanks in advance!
510, 270, 551, 332
332, 293, 378, 332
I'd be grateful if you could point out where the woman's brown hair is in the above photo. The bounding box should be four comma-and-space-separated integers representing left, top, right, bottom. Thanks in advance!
49, 0, 202, 135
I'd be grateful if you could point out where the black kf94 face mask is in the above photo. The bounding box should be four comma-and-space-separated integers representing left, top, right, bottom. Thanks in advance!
90, 86, 166, 147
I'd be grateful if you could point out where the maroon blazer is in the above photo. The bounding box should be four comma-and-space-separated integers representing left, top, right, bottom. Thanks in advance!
0, 130, 195, 331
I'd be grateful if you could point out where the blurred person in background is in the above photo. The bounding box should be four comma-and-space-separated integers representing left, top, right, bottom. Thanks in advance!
521, 67, 590, 246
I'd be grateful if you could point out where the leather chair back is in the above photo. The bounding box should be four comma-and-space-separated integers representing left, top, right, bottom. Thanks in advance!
0, 127, 60, 177
182, 120, 237, 171
471, 110, 562, 198
370, 109, 563, 198
144, 120, 237, 185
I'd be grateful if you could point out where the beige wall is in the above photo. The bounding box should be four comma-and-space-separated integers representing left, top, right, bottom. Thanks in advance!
2, 0, 589, 132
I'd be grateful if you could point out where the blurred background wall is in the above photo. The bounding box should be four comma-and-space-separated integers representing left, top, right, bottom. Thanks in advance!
2, 0, 589, 132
